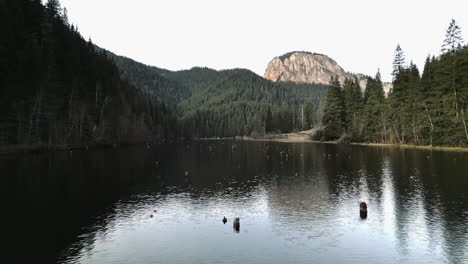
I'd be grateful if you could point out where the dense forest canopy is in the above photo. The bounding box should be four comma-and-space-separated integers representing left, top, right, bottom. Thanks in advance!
320, 19, 468, 147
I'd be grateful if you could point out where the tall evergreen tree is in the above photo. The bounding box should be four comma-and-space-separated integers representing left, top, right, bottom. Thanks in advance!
420, 56, 436, 145
441, 19, 464, 54
343, 78, 363, 138
406, 63, 423, 144
392, 44, 406, 79
322, 77, 345, 140
265, 105, 273, 133
388, 63, 422, 144
431, 45, 468, 146
280, 105, 293, 133
45, 0, 61, 19
362, 71, 386, 142
303, 102, 313, 130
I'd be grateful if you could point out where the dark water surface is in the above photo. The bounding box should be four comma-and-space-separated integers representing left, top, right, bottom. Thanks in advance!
2, 141, 468, 263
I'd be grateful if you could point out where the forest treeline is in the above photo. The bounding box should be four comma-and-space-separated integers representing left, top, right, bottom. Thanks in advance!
320, 19, 468, 147
176, 69, 326, 138
0, 0, 177, 148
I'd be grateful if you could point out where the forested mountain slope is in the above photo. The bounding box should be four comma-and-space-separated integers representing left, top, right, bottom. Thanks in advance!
100, 49, 190, 106
0, 0, 176, 147
105, 52, 328, 138
176, 69, 327, 137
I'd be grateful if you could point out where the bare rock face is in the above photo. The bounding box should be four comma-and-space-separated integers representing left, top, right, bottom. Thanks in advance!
383, 83, 393, 95
264, 51, 392, 95
264, 52, 354, 85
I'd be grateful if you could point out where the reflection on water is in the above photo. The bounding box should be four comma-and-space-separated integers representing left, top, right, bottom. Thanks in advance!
2, 141, 468, 263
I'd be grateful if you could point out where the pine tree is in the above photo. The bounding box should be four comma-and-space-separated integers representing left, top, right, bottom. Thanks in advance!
441, 19, 464, 54
343, 78, 363, 138
407, 63, 422, 144
392, 44, 406, 79
62, 8, 70, 27
431, 45, 468, 146
420, 56, 436, 145
273, 108, 282, 133
388, 61, 422, 144
45, 0, 61, 19
265, 105, 273, 133
322, 77, 345, 140
362, 71, 386, 142
280, 105, 293, 133
303, 102, 313, 130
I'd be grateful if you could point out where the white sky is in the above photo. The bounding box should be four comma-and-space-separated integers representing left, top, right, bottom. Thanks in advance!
59, 0, 467, 82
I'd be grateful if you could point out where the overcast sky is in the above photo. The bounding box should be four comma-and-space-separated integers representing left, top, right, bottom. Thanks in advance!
59, 0, 467, 82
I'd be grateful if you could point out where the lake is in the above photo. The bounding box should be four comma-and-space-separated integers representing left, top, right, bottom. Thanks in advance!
2, 141, 468, 263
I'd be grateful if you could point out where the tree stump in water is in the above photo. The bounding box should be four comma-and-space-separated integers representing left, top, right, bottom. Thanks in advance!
233, 217, 240, 232
360, 202, 367, 219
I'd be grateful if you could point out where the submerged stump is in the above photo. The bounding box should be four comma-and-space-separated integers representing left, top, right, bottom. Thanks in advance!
360, 202, 368, 219
233, 217, 240, 232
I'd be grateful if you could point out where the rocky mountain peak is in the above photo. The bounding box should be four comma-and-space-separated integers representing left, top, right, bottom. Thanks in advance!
264, 52, 353, 84
264, 51, 391, 94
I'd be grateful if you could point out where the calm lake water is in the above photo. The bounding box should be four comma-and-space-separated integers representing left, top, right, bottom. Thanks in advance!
2, 141, 468, 263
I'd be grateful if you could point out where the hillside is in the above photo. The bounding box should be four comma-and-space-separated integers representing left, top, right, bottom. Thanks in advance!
105, 53, 328, 138
0, 0, 176, 147
99, 49, 191, 105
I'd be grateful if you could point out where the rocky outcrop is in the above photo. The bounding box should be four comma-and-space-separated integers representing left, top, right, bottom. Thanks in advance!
264, 52, 353, 85
264, 51, 392, 95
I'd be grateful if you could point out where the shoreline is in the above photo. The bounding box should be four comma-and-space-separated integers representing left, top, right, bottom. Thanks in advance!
2, 135, 467, 155
242, 131, 468, 152
0, 142, 139, 156
349, 142, 468, 152
0, 144, 69, 155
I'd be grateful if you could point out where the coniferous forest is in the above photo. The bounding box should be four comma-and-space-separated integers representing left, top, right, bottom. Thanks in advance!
1, 0, 467, 149
0, 0, 179, 148
320, 19, 468, 147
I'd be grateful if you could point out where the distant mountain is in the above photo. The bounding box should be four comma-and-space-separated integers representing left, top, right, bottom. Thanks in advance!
264, 51, 392, 94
